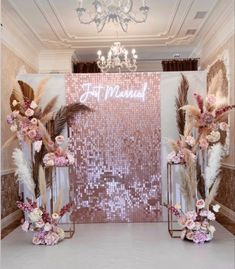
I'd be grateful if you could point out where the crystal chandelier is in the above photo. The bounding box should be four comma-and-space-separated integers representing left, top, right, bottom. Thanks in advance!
97, 42, 138, 73
76, 0, 150, 32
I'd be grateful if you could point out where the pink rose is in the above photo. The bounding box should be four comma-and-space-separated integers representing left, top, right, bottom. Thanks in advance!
185, 219, 195, 230
199, 138, 209, 150
25, 108, 34, 117
55, 135, 65, 145
21, 220, 29, 232
28, 129, 37, 139
185, 211, 197, 220
219, 122, 228, 131
200, 112, 214, 126
55, 147, 64, 156
171, 154, 181, 164
185, 136, 196, 147
199, 210, 208, 217
12, 110, 20, 117
207, 211, 215, 221
196, 199, 205, 209
32, 236, 43, 245
44, 231, 60, 246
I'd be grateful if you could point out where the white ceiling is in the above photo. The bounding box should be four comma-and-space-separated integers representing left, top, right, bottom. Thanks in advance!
2, 0, 226, 60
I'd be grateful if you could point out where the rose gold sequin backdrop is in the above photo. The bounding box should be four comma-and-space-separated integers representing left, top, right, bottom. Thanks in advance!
65, 73, 162, 223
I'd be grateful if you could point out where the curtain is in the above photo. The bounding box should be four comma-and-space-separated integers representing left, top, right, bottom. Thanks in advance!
161, 59, 198, 71
73, 62, 100, 73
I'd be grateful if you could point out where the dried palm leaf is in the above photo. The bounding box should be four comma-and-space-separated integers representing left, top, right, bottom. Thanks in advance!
52, 103, 92, 139
38, 165, 47, 208
38, 120, 53, 151
175, 74, 189, 135
18, 80, 34, 102
41, 96, 58, 117
54, 188, 63, 213
1, 134, 17, 150
34, 78, 50, 103
205, 177, 221, 208
180, 105, 201, 118
40, 111, 54, 124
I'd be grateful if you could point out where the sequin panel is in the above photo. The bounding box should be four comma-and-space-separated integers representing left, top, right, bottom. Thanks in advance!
65, 73, 162, 223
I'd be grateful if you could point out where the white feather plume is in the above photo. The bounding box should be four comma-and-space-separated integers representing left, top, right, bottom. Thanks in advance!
205, 143, 222, 190
12, 148, 35, 198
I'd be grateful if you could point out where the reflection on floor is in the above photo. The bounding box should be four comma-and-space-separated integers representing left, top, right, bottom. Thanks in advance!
2, 222, 234, 269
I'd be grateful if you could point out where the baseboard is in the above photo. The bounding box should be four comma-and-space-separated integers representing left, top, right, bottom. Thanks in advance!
214, 200, 235, 222
1, 209, 22, 230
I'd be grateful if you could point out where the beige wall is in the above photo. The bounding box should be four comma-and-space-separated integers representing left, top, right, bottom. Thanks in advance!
1, 44, 36, 172
200, 34, 235, 167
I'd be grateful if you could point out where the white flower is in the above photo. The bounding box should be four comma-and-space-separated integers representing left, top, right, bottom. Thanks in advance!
196, 199, 205, 209
207, 211, 215, 221
219, 122, 228, 131
31, 118, 38, 125
28, 208, 43, 222
44, 222, 52, 232
206, 131, 221, 143
33, 140, 42, 152
55, 135, 65, 145
199, 210, 208, 217
212, 204, 221, 212
52, 212, 60, 220
185, 211, 197, 220
21, 220, 29, 232
30, 101, 38, 109
25, 108, 34, 117
10, 124, 17, 132
12, 100, 18, 107
46, 159, 55, 167
35, 219, 44, 228
208, 225, 216, 235
56, 227, 65, 240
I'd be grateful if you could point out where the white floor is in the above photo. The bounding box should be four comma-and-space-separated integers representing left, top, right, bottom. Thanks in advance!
1, 222, 234, 269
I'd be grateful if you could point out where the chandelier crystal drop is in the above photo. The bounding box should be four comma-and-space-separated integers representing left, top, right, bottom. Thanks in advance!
76, 0, 150, 32
97, 42, 138, 73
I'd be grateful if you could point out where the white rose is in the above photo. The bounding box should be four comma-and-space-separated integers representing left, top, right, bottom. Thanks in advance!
28, 208, 43, 222
206, 131, 221, 143
35, 219, 45, 228
44, 222, 52, 232
33, 140, 42, 152
208, 225, 216, 235
12, 100, 18, 107
30, 101, 38, 109
52, 212, 60, 220
185, 219, 195, 230
10, 124, 17, 132
196, 199, 205, 209
212, 204, 221, 212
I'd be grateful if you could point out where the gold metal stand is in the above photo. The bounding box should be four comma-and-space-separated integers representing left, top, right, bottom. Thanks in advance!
50, 165, 75, 239
167, 162, 184, 238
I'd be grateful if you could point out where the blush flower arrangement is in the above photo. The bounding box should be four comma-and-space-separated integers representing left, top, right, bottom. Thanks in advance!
17, 198, 72, 246
42, 135, 75, 167
166, 91, 235, 242
165, 200, 220, 244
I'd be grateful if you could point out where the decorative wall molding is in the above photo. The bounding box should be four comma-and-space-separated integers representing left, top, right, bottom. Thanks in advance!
4, 0, 218, 49
1, 209, 22, 230
191, 0, 234, 62
1, 9, 40, 71
214, 201, 235, 223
